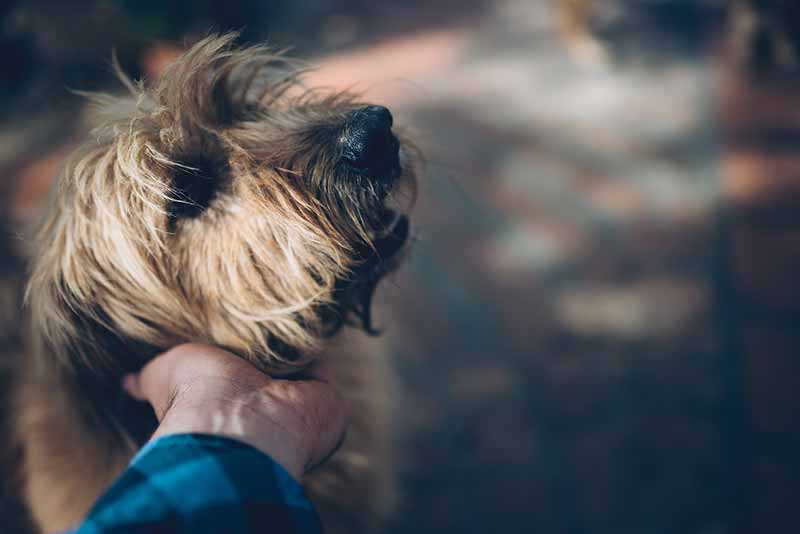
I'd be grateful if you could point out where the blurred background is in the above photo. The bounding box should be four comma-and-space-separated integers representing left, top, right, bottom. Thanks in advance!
2, 1, 799, 533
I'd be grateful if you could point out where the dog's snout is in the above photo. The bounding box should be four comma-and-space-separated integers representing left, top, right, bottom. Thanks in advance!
340, 105, 399, 175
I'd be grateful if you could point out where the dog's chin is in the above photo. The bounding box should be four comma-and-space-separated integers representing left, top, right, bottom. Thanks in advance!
370, 208, 409, 260
316, 208, 409, 338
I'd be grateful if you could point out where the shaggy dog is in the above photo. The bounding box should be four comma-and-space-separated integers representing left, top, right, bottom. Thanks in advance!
15, 34, 416, 534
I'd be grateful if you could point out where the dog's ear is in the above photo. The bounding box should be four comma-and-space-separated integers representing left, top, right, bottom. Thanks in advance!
147, 35, 238, 221
97, 33, 301, 222
155, 33, 242, 137
147, 34, 271, 221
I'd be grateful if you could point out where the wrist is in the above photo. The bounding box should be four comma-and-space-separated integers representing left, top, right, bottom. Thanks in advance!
151, 395, 308, 481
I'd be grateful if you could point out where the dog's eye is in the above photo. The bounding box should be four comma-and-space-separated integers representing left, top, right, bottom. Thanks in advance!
168, 163, 217, 220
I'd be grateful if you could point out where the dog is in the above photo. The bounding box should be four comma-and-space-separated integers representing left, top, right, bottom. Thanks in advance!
14, 33, 416, 534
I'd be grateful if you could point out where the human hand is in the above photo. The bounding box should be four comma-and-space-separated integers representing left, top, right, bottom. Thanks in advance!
122, 343, 347, 481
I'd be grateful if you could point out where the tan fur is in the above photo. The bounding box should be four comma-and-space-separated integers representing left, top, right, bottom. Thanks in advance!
17, 34, 415, 533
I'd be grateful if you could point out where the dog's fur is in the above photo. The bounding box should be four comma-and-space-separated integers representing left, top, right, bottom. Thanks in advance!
14, 34, 416, 533
0, 216, 35, 534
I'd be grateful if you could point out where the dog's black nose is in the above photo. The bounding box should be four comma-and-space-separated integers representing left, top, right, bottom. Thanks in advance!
359, 105, 393, 127
340, 105, 399, 175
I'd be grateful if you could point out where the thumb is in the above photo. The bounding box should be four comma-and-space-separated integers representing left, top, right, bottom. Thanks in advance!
122, 372, 146, 400
121, 348, 186, 418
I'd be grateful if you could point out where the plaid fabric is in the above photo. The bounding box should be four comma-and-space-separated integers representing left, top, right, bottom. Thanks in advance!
69, 434, 322, 534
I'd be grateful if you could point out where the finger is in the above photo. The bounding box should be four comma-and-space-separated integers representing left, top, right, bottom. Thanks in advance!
126, 348, 183, 414
122, 373, 146, 400
131, 344, 237, 415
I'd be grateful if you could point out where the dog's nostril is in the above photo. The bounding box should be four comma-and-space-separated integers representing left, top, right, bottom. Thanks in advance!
341, 105, 398, 173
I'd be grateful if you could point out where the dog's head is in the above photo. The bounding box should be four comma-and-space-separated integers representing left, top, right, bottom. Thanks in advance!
28, 34, 416, 390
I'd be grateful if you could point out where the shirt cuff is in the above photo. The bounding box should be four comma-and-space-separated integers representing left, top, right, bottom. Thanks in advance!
73, 433, 321, 534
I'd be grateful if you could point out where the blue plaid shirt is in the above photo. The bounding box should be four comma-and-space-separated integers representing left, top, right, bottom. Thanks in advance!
69, 434, 322, 534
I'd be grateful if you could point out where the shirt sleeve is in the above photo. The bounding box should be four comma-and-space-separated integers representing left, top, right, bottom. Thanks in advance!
70, 433, 323, 534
